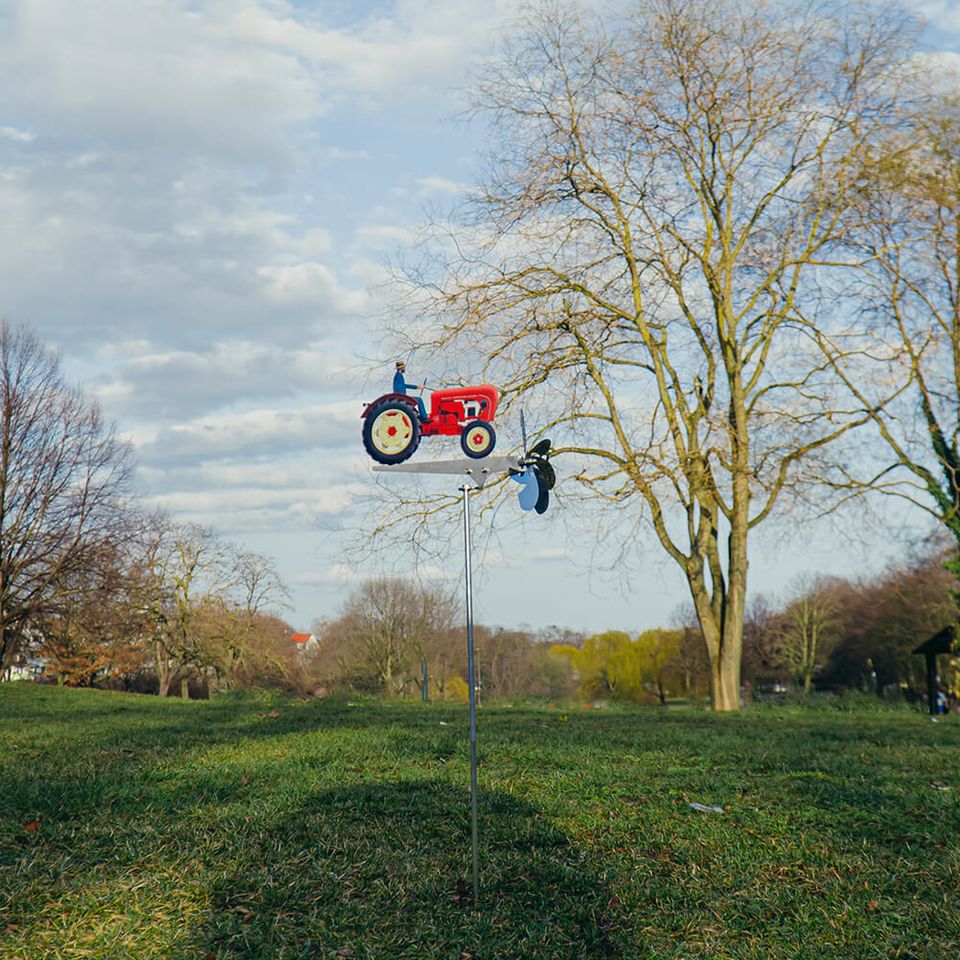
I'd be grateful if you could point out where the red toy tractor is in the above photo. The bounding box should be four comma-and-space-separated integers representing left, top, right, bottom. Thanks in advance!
361, 384, 499, 464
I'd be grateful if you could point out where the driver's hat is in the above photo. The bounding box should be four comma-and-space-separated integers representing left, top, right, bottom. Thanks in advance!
395, 359, 405, 368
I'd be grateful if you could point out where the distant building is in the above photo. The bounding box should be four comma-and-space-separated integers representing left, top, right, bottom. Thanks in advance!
289, 632, 318, 657
1, 647, 46, 682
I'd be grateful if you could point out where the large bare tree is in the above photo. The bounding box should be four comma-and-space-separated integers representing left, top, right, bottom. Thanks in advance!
0, 322, 133, 675
393, 0, 913, 708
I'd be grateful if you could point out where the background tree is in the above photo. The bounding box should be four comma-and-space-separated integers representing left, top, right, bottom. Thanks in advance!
394, 0, 914, 709
774, 575, 842, 695
473, 626, 532, 699
740, 594, 787, 691
39, 539, 150, 687
140, 520, 222, 696
138, 518, 292, 695
822, 541, 957, 697
553, 627, 685, 702
634, 628, 683, 704
198, 545, 291, 689
823, 92, 960, 613
322, 578, 458, 695
471, 626, 582, 699
552, 630, 634, 700
0, 322, 133, 676
193, 603, 298, 691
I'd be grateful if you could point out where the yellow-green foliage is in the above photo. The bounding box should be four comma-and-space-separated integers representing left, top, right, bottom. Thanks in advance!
636, 629, 683, 687
552, 628, 684, 701
443, 675, 470, 703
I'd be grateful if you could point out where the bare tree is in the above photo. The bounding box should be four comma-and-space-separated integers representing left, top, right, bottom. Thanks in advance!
133, 518, 228, 695
201, 545, 291, 688
392, 0, 913, 708
775, 574, 841, 695
324, 578, 458, 694
822, 92, 960, 597
0, 322, 133, 675
741, 593, 785, 689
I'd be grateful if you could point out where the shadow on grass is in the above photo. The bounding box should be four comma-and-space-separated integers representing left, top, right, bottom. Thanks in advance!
190, 780, 622, 960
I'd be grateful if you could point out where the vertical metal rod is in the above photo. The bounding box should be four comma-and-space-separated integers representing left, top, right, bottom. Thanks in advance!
461, 483, 480, 903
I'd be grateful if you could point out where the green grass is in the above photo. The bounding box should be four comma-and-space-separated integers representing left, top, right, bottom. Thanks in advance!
1, 685, 958, 959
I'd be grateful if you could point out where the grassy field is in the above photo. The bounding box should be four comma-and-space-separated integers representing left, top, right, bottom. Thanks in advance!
1, 685, 958, 959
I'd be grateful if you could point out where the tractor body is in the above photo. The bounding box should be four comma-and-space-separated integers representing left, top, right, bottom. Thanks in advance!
361, 384, 499, 464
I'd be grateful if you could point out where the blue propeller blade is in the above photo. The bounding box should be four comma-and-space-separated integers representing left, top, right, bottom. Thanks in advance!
511, 468, 541, 511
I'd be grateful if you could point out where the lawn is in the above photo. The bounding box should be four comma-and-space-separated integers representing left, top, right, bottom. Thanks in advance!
1, 685, 958, 959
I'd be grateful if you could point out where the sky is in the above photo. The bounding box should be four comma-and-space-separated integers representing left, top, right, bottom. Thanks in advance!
1, 0, 959, 635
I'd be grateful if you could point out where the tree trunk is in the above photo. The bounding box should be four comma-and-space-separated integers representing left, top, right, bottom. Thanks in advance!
156, 639, 172, 696
0, 629, 13, 675
696, 570, 746, 712
0, 597, 16, 675
710, 650, 742, 711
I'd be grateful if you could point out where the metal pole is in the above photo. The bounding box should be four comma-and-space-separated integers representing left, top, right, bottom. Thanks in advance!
461, 483, 480, 903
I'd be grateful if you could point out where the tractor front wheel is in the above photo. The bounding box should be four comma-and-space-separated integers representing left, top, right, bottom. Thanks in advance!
461, 421, 496, 459
363, 400, 421, 464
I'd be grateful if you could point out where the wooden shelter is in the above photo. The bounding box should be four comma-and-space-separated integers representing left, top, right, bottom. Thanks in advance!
913, 626, 957, 715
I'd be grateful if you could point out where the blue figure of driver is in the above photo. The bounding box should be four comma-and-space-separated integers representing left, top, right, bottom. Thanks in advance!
393, 360, 428, 421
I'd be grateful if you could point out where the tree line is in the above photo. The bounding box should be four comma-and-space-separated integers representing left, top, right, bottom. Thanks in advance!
0, 322, 295, 695
311, 537, 958, 707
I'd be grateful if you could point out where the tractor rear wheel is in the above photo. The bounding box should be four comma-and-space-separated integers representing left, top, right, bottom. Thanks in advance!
461, 421, 496, 459
363, 400, 421, 464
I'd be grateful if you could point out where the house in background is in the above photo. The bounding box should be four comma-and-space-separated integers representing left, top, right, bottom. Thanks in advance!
290, 632, 318, 658
1, 646, 46, 682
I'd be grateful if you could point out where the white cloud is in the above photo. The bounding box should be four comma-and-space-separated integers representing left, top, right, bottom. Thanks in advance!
147, 484, 357, 516
0, 126, 35, 143
913, 50, 960, 91
1, 0, 318, 163
322, 147, 371, 162
134, 401, 361, 466
231, 0, 514, 105
256, 262, 368, 311
90, 339, 361, 421
917, 2, 960, 34
141, 458, 357, 493
145, 483, 363, 534
528, 547, 571, 562
298, 560, 450, 587
415, 176, 468, 197
354, 224, 417, 249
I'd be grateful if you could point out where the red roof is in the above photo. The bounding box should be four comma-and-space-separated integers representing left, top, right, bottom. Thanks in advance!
290, 633, 313, 645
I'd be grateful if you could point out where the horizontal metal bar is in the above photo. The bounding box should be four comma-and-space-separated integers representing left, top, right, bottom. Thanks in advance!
372, 456, 519, 489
